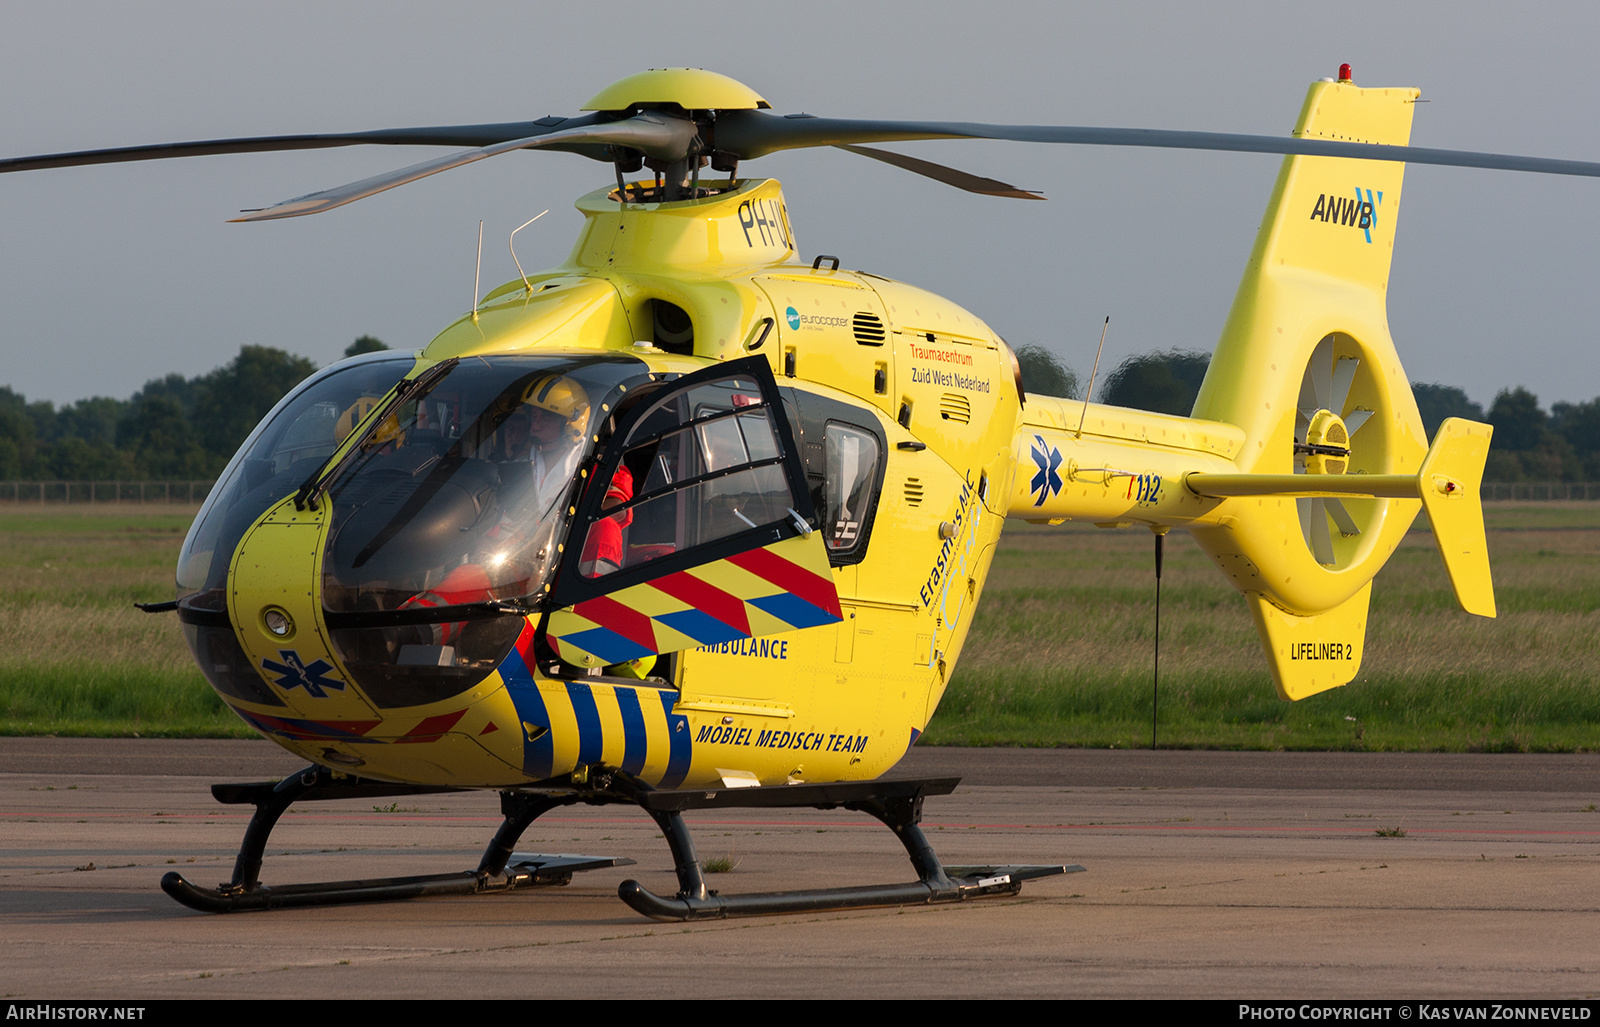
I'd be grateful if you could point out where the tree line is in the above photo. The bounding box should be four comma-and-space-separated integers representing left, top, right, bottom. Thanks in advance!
1, 339, 1592, 482
0, 337, 386, 481
1013, 345, 1600, 482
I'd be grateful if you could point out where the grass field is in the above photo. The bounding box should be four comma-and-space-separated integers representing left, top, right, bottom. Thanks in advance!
0, 505, 248, 737
0, 501, 1596, 749
928, 503, 1600, 750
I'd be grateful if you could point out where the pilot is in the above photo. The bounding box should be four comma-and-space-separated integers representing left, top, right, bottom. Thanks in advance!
334, 394, 383, 447
470, 372, 593, 586
398, 562, 494, 648
511, 372, 590, 513
497, 404, 533, 461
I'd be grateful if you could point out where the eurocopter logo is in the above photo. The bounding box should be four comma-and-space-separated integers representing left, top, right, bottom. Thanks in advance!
1309, 187, 1383, 244
783, 306, 849, 332
261, 650, 345, 698
1029, 434, 1064, 506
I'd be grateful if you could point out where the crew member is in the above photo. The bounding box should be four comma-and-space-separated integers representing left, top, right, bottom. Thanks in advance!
578, 463, 634, 577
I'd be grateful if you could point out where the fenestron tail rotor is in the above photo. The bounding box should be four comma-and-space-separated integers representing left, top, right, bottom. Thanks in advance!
7, 66, 1600, 221
1293, 335, 1378, 566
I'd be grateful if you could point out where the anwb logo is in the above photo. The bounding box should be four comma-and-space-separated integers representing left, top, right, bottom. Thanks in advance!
1309, 187, 1383, 243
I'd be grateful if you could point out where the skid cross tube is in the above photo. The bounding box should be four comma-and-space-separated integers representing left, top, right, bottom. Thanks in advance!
616, 776, 1082, 921
160, 765, 630, 913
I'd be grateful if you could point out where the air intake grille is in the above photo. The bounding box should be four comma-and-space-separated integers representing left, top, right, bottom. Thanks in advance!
852, 312, 886, 346
939, 394, 972, 423
904, 477, 925, 506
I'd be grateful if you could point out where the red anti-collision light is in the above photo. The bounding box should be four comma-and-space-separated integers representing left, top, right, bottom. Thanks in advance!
1338, 63, 1353, 83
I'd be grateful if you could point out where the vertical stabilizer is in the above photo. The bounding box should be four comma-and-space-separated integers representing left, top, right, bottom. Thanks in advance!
1188, 78, 1430, 699
1419, 418, 1496, 618
1193, 78, 1424, 466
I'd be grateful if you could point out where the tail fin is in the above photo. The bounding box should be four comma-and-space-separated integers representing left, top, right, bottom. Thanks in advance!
1245, 584, 1371, 701
998, 78, 1489, 702
1183, 78, 1473, 700
1193, 77, 1424, 464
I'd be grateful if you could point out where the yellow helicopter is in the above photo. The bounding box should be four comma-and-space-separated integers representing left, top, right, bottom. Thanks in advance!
5, 65, 1575, 920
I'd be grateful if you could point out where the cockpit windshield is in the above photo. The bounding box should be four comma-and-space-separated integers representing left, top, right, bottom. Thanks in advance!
320, 354, 643, 615
177, 351, 416, 606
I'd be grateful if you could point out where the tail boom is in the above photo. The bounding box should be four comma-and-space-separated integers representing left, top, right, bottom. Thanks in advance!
1008, 397, 1241, 525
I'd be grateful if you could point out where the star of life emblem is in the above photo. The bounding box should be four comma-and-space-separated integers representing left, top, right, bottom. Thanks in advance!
1029, 434, 1064, 506
261, 650, 346, 698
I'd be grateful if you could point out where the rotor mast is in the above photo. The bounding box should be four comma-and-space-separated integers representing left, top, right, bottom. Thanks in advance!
582, 68, 769, 202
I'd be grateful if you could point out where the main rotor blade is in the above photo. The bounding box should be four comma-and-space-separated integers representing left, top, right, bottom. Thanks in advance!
232, 115, 699, 221
0, 119, 602, 175
834, 144, 1044, 199
718, 112, 1600, 180
14, 95, 1600, 221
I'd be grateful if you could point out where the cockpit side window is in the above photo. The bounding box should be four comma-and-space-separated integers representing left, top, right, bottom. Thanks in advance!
574, 377, 788, 579
782, 388, 888, 567
822, 422, 882, 560
548, 357, 816, 608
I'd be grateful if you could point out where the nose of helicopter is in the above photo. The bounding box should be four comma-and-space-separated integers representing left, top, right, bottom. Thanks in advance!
219, 490, 540, 782
180, 351, 656, 783
227, 499, 371, 719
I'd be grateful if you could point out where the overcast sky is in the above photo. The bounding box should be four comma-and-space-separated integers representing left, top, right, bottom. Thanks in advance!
2, 1, 1596, 411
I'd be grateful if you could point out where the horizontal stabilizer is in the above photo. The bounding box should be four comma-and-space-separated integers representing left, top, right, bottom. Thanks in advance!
1185, 472, 1421, 499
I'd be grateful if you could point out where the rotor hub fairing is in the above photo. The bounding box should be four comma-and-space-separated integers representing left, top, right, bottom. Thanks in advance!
581, 68, 770, 113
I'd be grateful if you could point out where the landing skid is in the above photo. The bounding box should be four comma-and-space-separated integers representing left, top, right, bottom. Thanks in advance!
618, 777, 1082, 921
159, 767, 1082, 918
160, 765, 633, 913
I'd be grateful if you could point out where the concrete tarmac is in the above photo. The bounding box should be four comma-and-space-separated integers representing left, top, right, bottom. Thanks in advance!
2, 739, 1598, 999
